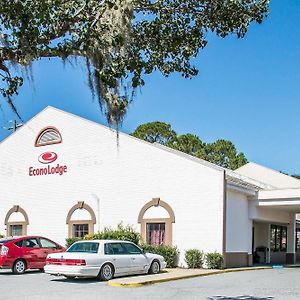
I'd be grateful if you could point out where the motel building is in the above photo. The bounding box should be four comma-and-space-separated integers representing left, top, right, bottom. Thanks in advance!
1, 106, 300, 268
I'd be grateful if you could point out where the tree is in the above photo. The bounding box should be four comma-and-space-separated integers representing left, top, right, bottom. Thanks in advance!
131, 121, 177, 145
172, 134, 206, 158
0, 0, 269, 125
132, 122, 248, 169
205, 139, 248, 170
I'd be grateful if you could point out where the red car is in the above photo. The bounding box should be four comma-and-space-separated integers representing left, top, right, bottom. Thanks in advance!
0, 236, 65, 274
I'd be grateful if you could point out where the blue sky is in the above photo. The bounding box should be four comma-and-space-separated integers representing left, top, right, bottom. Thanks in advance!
1, 0, 300, 174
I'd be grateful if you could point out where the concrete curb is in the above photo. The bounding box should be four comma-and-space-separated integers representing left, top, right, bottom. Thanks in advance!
108, 266, 272, 288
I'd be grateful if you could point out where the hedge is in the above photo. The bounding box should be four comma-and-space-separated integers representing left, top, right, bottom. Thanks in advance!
205, 252, 223, 269
66, 223, 140, 248
185, 249, 204, 268
142, 244, 179, 268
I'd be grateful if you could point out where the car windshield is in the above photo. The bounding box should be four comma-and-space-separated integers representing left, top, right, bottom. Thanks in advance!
67, 242, 99, 253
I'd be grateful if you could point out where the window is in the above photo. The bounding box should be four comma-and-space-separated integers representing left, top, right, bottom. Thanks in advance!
35, 127, 62, 147
10, 225, 23, 236
146, 223, 165, 245
296, 228, 300, 252
66, 202, 96, 238
39, 238, 57, 249
104, 243, 126, 255
5, 206, 29, 236
270, 225, 287, 252
68, 242, 99, 253
73, 224, 89, 238
122, 243, 143, 254
138, 198, 175, 246
21, 238, 40, 248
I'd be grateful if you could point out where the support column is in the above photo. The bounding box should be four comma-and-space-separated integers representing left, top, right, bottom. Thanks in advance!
287, 213, 296, 265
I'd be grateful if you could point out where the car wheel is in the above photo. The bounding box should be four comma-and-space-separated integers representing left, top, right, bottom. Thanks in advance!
98, 263, 115, 281
39, 268, 44, 272
13, 259, 27, 274
148, 260, 160, 274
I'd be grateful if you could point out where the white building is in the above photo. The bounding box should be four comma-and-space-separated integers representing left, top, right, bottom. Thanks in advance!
1, 107, 300, 268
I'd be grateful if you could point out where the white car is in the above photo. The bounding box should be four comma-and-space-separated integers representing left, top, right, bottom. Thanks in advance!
44, 240, 167, 280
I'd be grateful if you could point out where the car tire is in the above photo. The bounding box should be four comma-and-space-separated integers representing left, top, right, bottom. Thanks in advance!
98, 263, 115, 281
148, 260, 160, 274
39, 268, 44, 272
13, 259, 27, 274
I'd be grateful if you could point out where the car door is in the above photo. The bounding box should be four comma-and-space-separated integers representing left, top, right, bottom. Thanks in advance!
104, 243, 132, 275
122, 242, 149, 273
38, 238, 61, 266
19, 238, 44, 269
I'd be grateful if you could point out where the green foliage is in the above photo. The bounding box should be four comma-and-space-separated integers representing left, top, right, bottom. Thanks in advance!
142, 244, 179, 268
132, 122, 248, 169
172, 134, 206, 158
205, 139, 248, 170
185, 249, 204, 268
66, 237, 82, 248
0, 0, 269, 126
131, 121, 177, 145
84, 223, 140, 245
205, 252, 224, 269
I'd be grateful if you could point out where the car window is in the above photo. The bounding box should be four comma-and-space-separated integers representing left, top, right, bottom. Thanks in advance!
122, 243, 143, 255
67, 242, 99, 253
39, 238, 57, 249
104, 243, 126, 255
21, 238, 40, 248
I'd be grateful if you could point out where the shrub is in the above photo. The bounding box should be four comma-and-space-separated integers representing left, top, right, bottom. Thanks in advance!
142, 244, 179, 268
66, 237, 82, 248
185, 249, 204, 268
205, 252, 223, 269
84, 223, 140, 244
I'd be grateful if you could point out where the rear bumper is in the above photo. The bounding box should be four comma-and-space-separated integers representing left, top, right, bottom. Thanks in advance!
0, 256, 12, 268
44, 265, 100, 277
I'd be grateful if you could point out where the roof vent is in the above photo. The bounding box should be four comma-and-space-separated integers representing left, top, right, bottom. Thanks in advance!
35, 127, 62, 147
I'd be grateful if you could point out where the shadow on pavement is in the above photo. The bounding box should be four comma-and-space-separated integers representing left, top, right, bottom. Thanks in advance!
0, 269, 41, 275
208, 296, 274, 300
50, 277, 105, 285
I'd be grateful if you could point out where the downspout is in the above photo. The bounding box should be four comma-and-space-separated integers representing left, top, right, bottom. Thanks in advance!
222, 170, 227, 268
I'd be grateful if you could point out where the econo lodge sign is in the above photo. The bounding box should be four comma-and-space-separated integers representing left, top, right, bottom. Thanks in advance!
29, 152, 68, 176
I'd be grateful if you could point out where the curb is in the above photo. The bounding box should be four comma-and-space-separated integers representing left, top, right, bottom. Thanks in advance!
108, 266, 272, 288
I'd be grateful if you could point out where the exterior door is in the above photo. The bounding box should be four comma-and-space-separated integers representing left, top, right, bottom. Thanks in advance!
104, 242, 132, 275
19, 238, 44, 269
38, 238, 61, 266
122, 242, 148, 273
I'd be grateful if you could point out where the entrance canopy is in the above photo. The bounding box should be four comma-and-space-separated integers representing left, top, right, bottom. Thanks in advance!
259, 189, 300, 213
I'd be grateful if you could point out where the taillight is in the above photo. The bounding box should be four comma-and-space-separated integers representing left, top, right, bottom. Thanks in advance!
46, 258, 86, 266
0, 245, 9, 256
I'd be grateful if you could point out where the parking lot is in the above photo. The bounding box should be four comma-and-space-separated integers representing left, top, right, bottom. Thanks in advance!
1, 268, 300, 300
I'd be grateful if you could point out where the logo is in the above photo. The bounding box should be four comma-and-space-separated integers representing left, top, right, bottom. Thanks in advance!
29, 152, 68, 177
38, 152, 58, 164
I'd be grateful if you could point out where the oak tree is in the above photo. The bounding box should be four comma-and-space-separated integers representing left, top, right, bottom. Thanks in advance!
0, 0, 269, 124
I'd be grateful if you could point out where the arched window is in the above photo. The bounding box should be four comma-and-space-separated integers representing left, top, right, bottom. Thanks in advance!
66, 202, 96, 238
5, 206, 29, 236
138, 198, 175, 246
35, 127, 62, 147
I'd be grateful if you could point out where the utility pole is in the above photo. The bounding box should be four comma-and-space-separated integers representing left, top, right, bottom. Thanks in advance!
6, 120, 23, 132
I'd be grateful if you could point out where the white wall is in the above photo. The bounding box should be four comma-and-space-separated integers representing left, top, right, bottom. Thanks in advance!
0, 107, 225, 265
226, 189, 252, 253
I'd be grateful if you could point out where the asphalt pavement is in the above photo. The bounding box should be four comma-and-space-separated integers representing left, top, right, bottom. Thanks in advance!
0, 267, 299, 300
